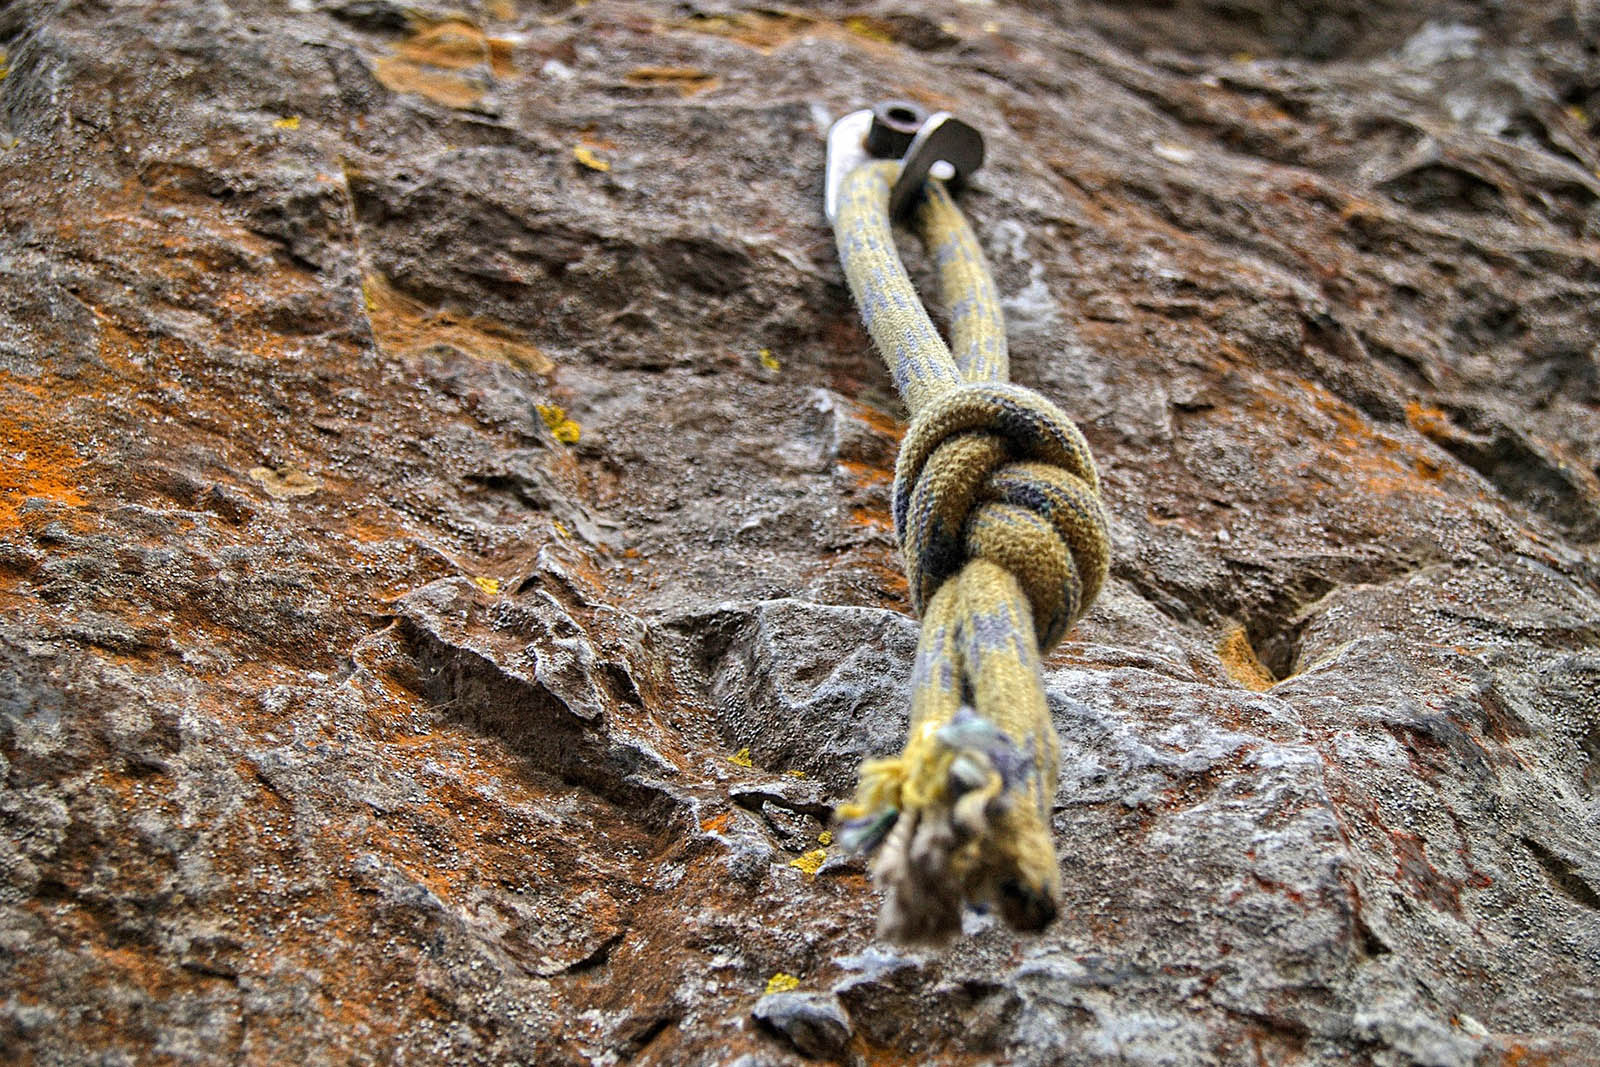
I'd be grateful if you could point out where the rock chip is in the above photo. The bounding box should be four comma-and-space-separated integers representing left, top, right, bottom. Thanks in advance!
752, 991, 853, 1059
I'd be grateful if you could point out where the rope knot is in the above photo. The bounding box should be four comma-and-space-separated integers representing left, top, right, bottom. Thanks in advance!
893, 381, 1110, 653
831, 159, 1113, 941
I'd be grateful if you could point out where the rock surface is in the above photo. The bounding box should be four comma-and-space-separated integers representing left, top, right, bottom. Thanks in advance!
2, 0, 1599, 1064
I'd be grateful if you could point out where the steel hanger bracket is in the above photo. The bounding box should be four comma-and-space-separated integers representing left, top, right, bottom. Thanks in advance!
824, 100, 986, 224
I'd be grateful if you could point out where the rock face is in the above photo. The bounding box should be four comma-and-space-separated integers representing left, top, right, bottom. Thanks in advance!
2, 0, 1598, 1063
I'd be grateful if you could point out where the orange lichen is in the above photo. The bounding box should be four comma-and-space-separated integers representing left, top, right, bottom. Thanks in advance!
1414, 454, 1446, 482
248, 465, 322, 499
838, 399, 904, 440
672, 11, 818, 53
363, 273, 553, 373
395, 18, 513, 76
0, 416, 85, 529
837, 460, 891, 488
1405, 400, 1453, 441
344, 516, 407, 543
1216, 625, 1276, 691
372, 57, 484, 109
851, 1034, 959, 1067
848, 506, 893, 531
671, 10, 905, 56
624, 66, 720, 96
371, 18, 514, 110
699, 812, 732, 834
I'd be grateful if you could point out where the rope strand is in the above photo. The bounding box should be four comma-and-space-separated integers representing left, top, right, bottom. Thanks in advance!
832, 159, 1111, 943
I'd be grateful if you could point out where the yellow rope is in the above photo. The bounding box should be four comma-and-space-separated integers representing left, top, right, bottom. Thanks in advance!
831, 160, 1111, 942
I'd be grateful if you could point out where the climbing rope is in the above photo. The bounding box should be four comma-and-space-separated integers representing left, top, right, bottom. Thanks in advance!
827, 116, 1111, 943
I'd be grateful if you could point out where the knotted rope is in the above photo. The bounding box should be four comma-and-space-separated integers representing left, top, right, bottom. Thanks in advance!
831, 160, 1111, 943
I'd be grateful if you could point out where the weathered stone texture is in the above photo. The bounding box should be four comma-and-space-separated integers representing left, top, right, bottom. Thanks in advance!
1, 0, 1598, 1063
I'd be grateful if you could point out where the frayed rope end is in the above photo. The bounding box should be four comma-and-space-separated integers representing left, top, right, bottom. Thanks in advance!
836, 707, 1061, 945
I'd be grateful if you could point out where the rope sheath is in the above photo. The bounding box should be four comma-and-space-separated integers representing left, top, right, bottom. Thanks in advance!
832, 159, 1111, 942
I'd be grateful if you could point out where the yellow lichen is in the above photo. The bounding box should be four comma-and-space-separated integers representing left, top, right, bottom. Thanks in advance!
843, 15, 893, 42
817, 830, 833, 846
272, 115, 301, 130
764, 972, 801, 995
788, 849, 827, 875
758, 348, 780, 371
729, 747, 754, 768
573, 145, 610, 172
536, 403, 581, 444
782, 768, 806, 778
471, 576, 501, 596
